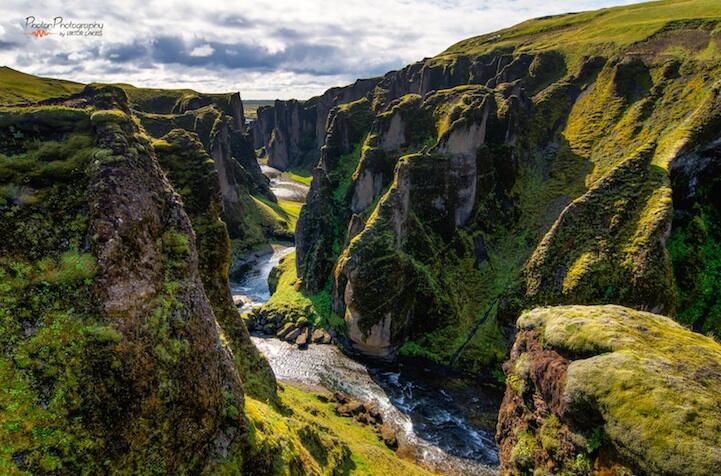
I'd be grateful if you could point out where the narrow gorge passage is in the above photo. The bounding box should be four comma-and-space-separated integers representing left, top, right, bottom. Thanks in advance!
231, 162, 502, 475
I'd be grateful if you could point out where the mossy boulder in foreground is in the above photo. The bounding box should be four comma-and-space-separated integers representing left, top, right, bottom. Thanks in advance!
497, 305, 721, 475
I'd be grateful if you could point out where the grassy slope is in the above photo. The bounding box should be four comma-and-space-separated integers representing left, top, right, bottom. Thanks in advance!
238, 383, 434, 476
285, 168, 313, 186
0, 67, 84, 104
443, 0, 721, 61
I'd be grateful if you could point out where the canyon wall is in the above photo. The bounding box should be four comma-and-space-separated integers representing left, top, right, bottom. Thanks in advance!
272, 13, 721, 380
0, 85, 253, 473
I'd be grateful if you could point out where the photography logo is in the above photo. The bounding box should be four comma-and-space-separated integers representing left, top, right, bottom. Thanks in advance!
25, 16, 104, 38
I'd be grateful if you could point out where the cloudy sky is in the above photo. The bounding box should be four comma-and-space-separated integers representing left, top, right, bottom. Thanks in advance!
1, 0, 645, 99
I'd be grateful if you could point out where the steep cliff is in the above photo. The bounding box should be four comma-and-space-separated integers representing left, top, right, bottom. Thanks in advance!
0, 85, 248, 474
252, 78, 381, 170
497, 305, 721, 476
281, 0, 721, 376
127, 89, 283, 252
152, 129, 277, 401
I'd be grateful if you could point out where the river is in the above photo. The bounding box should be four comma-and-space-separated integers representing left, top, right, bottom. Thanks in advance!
230, 166, 500, 475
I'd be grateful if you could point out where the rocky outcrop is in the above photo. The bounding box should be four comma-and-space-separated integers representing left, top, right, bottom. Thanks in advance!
254, 99, 316, 170
330, 87, 524, 360
153, 129, 277, 401
0, 85, 251, 473
497, 305, 721, 475
295, 98, 375, 293
133, 93, 274, 252
245, 309, 333, 347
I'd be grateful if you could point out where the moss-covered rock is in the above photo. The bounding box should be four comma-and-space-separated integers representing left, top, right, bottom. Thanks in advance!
153, 129, 277, 403
295, 98, 375, 294
133, 100, 277, 253
0, 85, 247, 474
498, 305, 721, 475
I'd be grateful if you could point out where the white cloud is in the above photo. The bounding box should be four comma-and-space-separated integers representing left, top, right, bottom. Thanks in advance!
0, 0, 644, 99
189, 44, 214, 57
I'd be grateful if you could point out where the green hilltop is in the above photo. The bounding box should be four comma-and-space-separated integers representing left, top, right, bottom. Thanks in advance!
443, 0, 721, 60
0, 67, 84, 104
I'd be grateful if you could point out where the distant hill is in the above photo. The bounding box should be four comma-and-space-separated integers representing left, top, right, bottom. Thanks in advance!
0, 66, 84, 104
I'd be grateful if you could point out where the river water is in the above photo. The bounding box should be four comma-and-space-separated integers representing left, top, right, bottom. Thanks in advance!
231, 166, 500, 475
261, 164, 309, 201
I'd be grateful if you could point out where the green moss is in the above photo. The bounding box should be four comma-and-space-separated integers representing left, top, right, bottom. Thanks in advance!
331, 142, 362, 203
34, 250, 96, 285
0, 110, 118, 474
89, 109, 129, 125
509, 431, 537, 473
153, 128, 277, 403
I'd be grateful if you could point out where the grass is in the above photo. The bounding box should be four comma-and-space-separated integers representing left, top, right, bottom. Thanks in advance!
252, 195, 302, 233
239, 382, 435, 476
0, 133, 97, 186
285, 168, 313, 186
0, 67, 83, 104
442, 0, 721, 66
258, 251, 343, 332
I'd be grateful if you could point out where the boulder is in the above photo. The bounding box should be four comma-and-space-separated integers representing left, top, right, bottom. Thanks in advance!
284, 326, 302, 342
498, 305, 721, 476
295, 328, 310, 348
379, 424, 398, 450
276, 321, 295, 340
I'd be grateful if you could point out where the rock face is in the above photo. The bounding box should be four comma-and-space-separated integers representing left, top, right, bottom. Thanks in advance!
295, 98, 375, 293
497, 305, 721, 475
252, 78, 380, 170
0, 85, 254, 473
153, 129, 277, 401
287, 10, 721, 374
132, 89, 274, 251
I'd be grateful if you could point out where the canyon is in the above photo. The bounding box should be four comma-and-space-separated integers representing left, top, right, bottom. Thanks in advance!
2, 0, 721, 475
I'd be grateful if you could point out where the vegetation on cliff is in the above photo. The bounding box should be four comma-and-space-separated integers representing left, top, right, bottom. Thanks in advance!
0, 86, 250, 474
152, 129, 277, 402
251, 0, 721, 380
